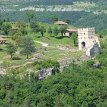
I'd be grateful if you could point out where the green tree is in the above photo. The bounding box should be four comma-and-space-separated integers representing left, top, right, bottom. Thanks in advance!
47, 27, 52, 35
54, 96, 65, 107
2, 23, 12, 35
51, 15, 58, 23
16, 21, 27, 35
59, 26, 67, 36
12, 32, 22, 46
53, 27, 59, 36
72, 33, 78, 46
39, 26, 46, 36
23, 97, 31, 107
0, 21, 3, 30
6, 43, 17, 59
20, 36, 35, 59
26, 11, 34, 23
30, 22, 40, 33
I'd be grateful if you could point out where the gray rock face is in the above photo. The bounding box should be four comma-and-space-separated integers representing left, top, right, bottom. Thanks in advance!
90, 43, 100, 57
93, 62, 101, 68
39, 68, 55, 80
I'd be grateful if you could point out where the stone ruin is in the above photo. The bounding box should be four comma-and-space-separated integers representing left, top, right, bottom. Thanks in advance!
78, 28, 100, 57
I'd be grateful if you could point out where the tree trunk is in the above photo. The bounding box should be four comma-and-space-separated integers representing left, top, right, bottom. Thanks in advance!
61, 32, 63, 36
27, 54, 29, 59
10, 54, 13, 59
41, 32, 43, 36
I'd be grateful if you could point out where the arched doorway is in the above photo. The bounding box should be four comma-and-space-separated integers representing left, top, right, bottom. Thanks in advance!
81, 42, 86, 48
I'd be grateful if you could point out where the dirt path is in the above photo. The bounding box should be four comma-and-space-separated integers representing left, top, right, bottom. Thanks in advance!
35, 41, 49, 47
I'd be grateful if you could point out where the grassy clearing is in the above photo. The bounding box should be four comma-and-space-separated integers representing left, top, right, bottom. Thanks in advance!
32, 35, 75, 47
0, 34, 80, 67
42, 46, 83, 61
0, 22, 81, 68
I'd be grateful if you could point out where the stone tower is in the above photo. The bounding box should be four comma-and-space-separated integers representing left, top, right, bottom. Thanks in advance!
78, 28, 100, 56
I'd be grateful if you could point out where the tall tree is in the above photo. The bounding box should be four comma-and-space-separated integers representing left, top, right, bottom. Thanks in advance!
2, 23, 12, 35
59, 26, 67, 36
51, 15, 58, 23
12, 32, 22, 46
47, 27, 52, 35
20, 36, 35, 59
0, 21, 3, 30
39, 26, 46, 36
30, 22, 40, 33
53, 27, 59, 36
26, 11, 34, 23
15, 21, 27, 35
72, 33, 78, 46
6, 43, 17, 59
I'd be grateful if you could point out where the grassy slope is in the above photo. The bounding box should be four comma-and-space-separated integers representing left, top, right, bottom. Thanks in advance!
0, 22, 83, 67
1, 0, 107, 31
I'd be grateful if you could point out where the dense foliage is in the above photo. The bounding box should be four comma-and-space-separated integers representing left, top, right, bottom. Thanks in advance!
1, 11, 107, 31
1, 0, 107, 31
0, 1, 107, 106
0, 40, 107, 107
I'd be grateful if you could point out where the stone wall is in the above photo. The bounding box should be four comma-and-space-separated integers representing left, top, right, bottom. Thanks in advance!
78, 28, 100, 57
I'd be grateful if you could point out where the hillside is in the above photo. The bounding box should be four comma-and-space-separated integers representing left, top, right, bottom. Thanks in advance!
0, 1, 107, 106
1, 0, 107, 5
0, 0, 107, 30
0, 35, 107, 106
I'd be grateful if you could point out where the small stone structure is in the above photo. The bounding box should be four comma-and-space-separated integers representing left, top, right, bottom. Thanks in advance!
78, 28, 100, 56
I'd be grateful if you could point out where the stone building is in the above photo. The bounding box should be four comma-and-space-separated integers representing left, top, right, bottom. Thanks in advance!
78, 28, 100, 56
64, 29, 77, 37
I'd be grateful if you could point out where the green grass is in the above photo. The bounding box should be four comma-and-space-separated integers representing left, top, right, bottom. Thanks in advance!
0, 22, 82, 68
27, 22, 77, 47
32, 34, 75, 47
43, 47, 83, 61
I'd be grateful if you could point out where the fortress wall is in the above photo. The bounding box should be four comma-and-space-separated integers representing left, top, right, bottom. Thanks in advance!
78, 28, 100, 56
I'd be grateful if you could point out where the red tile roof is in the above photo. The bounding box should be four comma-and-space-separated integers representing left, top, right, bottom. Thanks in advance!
54, 21, 68, 25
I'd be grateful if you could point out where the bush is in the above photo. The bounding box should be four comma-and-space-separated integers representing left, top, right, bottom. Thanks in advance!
33, 60, 60, 70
